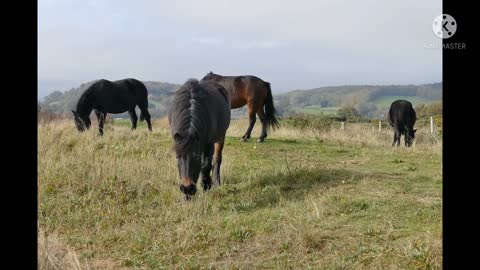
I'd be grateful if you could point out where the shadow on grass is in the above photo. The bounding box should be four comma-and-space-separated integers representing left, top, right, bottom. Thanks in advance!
209, 167, 376, 213
253, 167, 360, 200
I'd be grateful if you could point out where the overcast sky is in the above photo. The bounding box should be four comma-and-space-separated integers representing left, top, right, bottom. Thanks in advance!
38, 0, 442, 99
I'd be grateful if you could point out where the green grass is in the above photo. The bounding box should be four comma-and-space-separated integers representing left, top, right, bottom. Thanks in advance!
296, 106, 339, 115
372, 96, 436, 108
38, 119, 442, 269
112, 118, 148, 128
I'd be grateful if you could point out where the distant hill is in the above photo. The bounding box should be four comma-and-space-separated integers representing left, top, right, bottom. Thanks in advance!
272, 82, 442, 118
40, 81, 442, 119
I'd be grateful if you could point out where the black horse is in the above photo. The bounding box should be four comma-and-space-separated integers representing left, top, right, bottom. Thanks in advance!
168, 79, 231, 199
387, 100, 417, 147
71, 78, 152, 135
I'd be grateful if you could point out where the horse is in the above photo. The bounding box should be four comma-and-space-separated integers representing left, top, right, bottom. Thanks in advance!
201, 72, 279, 142
387, 100, 417, 147
71, 78, 152, 135
168, 79, 231, 200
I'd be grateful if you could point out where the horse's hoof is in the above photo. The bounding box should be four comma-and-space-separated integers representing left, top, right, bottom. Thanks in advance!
257, 138, 265, 143
180, 184, 197, 196
201, 181, 212, 191
241, 138, 248, 142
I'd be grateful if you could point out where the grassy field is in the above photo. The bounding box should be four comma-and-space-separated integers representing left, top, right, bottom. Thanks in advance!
110, 118, 149, 128
372, 96, 436, 109
38, 118, 442, 269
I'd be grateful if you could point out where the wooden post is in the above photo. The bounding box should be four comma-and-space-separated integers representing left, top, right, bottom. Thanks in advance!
378, 121, 382, 131
430, 116, 434, 135
341, 121, 345, 130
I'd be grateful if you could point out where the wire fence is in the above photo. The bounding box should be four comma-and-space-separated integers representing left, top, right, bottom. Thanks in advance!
331, 116, 442, 144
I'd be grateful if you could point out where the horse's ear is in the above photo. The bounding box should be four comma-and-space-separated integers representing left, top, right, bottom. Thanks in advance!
71, 110, 77, 115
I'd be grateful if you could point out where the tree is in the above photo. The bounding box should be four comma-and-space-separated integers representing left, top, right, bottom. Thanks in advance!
336, 106, 361, 122
355, 102, 377, 118
415, 101, 442, 118
43, 90, 63, 104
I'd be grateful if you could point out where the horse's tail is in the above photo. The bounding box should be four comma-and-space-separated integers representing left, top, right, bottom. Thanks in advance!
264, 82, 280, 130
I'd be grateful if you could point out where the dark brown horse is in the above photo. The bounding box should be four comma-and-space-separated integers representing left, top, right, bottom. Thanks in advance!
201, 72, 280, 142
168, 79, 231, 200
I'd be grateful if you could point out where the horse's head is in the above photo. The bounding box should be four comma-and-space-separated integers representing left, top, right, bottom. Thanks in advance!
71, 110, 91, 132
405, 128, 416, 147
173, 132, 203, 200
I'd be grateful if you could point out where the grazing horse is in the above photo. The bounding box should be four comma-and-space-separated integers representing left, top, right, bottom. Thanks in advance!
387, 100, 417, 147
71, 78, 152, 135
201, 72, 280, 142
168, 79, 230, 200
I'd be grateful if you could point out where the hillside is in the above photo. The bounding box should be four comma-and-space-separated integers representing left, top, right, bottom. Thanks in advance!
273, 83, 442, 118
40, 81, 442, 119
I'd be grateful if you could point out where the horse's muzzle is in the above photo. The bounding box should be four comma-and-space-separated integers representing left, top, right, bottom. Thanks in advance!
180, 184, 197, 199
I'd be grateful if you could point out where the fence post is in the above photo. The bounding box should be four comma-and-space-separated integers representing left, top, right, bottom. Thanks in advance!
430, 116, 434, 135
378, 120, 382, 131
341, 121, 345, 130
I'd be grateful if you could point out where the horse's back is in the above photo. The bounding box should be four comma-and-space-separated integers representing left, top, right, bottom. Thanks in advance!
388, 100, 416, 129
169, 79, 230, 143
200, 81, 231, 135
237, 76, 270, 103
200, 81, 230, 114
212, 75, 268, 108
87, 78, 148, 113
90, 78, 141, 94
114, 78, 148, 96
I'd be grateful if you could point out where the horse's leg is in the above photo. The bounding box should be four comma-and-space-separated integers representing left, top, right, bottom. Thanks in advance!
98, 112, 105, 136
94, 110, 102, 136
391, 129, 396, 147
241, 104, 256, 142
201, 143, 214, 191
395, 128, 401, 147
256, 108, 267, 143
213, 140, 224, 186
139, 105, 152, 131
145, 111, 152, 131
391, 124, 399, 147
128, 109, 138, 130
94, 110, 101, 123
404, 129, 412, 147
